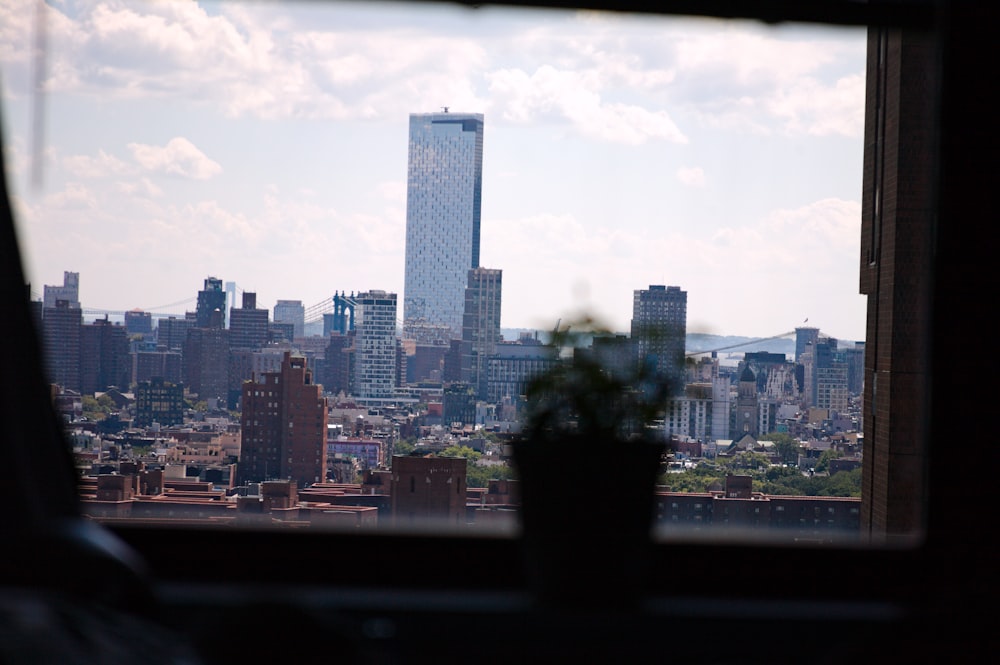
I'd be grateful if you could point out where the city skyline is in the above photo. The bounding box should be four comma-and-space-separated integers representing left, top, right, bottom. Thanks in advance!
1, 0, 867, 340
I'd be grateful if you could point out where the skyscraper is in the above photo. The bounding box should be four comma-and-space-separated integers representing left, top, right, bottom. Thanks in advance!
196, 277, 226, 329
403, 111, 484, 342
230, 292, 269, 351
273, 300, 305, 339
794, 326, 819, 363
42, 299, 82, 392
631, 285, 687, 397
354, 290, 398, 401
461, 267, 502, 400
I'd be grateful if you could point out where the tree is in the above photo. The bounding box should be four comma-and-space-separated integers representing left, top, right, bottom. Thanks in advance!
439, 445, 481, 462
815, 449, 844, 473
394, 439, 416, 456
765, 432, 802, 464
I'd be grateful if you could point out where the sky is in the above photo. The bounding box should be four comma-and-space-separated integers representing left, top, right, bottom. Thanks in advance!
0, 0, 868, 341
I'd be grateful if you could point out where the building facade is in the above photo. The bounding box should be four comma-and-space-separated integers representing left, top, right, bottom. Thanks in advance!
230, 292, 269, 351
239, 352, 328, 487
43, 271, 79, 309
195, 277, 226, 329
273, 300, 305, 339
42, 299, 82, 392
461, 267, 502, 400
631, 285, 687, 397
354, 291, 398, 401
403, 111, 484, 342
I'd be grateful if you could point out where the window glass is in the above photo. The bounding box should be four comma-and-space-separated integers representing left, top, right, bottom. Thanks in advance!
0, 0, 907, 543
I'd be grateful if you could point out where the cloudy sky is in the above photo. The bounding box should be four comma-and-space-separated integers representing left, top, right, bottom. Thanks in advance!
0, 0, 868, 341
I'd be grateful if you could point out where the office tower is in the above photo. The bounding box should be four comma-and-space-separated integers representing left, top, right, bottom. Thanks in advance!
487, 337, 559, 408
273, 300, 305, 339
631, 285, 687, 397
196, 277, 226, 329
41, 299, 82, 392
353, 291, 397, 401
403, 111, 484, 342
182, 327, 230, 408
157, 316, 194, 352
80, 317, 130, 394
321, 332, 354, 396
461, 267, 502, 400
132, 350, 182, 386
124, 310, 153, 337
239, 352, 328, 488
230, 292, 269, 351
43, 271, 79, 309
795, 327, 819, 363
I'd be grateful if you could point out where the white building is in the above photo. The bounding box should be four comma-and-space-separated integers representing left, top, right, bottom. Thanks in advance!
403, 111, 484, 342
354, 291, 398, 401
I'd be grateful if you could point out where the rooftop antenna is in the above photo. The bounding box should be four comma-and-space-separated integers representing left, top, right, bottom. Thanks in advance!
442, 106, 449, 113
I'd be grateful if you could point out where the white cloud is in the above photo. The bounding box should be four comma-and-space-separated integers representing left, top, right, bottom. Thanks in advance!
63, 150, 133, 178
488, 66, 687, 145
677, 166, 705, 187
127, 137, 221, 180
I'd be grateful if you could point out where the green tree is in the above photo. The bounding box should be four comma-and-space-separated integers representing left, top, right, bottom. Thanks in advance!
439, 445, 481, 462
466, 462, 515, 488
394, 439, 416, 456
765, 432, 802, 464
82, 395, 111, 421
815, 449, 844, 473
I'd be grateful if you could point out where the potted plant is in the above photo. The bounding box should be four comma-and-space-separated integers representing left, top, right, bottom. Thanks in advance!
512, 317, 672, 608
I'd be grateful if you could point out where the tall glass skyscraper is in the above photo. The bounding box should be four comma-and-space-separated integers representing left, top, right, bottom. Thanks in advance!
403, 111, 484, 342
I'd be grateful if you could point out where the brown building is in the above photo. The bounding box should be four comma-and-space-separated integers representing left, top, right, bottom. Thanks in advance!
390, 454, 467, 527
239, 352, 328, 488
81, 317, 130, 394
859, 25, 935, 542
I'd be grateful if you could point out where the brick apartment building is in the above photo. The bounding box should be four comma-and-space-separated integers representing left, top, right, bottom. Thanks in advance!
238, 352, 328, 488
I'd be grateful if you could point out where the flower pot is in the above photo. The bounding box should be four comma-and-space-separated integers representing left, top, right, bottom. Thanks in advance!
512, 435, 665, 609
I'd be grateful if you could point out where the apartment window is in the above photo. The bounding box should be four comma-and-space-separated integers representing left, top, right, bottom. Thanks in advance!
3, 0, 931, 547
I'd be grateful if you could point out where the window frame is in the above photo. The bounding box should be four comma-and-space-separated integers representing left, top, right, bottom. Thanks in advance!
1, 0, 991, 656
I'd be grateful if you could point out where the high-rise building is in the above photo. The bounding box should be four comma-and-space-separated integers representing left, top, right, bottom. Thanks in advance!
461, 267, 502, 400
42, 299, 82, 392
196, 277, 226, 329
631, 285, 687, 397
157, 315, 195, 352
230, 292, 269, 351
124, 310, 153, 337
239, 352, 328, 488
795, 327, 819, 363
403, 111, 484, 342
43, 271, 79, 309
353, 290, 398, 401
273, 300, 305, 339
182, 327, 230, 408
80, 317, 130, 394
